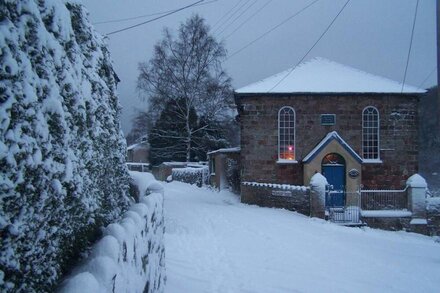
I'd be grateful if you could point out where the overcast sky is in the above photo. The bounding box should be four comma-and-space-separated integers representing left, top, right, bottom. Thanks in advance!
79, 0, 437, 135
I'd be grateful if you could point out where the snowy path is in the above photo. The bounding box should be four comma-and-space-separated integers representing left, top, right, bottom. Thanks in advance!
164, 182, 440, 293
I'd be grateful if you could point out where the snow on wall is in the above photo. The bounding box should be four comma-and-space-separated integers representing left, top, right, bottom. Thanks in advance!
361, 210, 412, 218
60, 175, 166, 293
242, 181, 309, 192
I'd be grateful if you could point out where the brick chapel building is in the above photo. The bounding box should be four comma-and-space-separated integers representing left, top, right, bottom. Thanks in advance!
235, 58, 425, 204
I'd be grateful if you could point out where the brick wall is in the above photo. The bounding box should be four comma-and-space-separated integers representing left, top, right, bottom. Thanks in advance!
241, 184, 310, 215
236, 93, 420, 189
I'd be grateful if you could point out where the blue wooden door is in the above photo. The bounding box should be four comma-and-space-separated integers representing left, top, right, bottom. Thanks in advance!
322, 165, 345, 207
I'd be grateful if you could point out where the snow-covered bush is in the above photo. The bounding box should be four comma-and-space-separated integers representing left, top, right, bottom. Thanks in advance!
60, 172, 166, 293
172, 166, 209, 187
427, 197, 440, 237
0, 1, 130, 291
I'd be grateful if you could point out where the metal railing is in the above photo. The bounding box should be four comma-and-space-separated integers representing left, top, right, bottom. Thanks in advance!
328, 206, 361, 224
360, 188, 408, 210
325, 186, 409, 224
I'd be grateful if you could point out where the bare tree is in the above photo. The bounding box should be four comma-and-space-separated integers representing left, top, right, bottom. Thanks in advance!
137, 14, 233, 162
126, 109, 152, 145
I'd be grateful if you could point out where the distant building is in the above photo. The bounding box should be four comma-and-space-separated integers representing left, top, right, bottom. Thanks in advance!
127, 141, 149, 163
235, 57, 425, 208
127, 141, 150, 171
152, 162, 187, 181
207, 147, 241, 193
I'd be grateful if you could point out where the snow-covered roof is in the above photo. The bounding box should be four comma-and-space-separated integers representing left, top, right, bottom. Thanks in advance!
303, 131, 363, 163
162, 162, 188, 167
207, 147, 241, 155
161, 162, 207, 168
127, 142, 149, 151
235, 57, 425, 94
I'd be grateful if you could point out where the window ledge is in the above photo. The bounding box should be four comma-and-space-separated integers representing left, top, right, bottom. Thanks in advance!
363, 159, 382, 164
276, 159, 298, 164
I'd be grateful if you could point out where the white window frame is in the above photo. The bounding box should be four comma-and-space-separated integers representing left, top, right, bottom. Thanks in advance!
277, 106, 297, 163
362, 106, 381, 163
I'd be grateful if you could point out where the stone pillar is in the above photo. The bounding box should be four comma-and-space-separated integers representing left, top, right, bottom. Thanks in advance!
310, 173, 328, 219
406, 174, 428, 234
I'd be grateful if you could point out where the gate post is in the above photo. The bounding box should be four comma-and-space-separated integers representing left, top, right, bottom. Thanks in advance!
406, 174, 428, 234
310, 173, 328, 219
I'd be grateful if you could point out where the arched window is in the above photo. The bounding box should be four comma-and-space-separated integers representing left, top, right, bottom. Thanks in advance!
278, 106, 295, 161
362, 106, 380, 160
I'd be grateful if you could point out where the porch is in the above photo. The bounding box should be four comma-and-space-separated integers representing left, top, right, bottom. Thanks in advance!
321, 174, 429, 233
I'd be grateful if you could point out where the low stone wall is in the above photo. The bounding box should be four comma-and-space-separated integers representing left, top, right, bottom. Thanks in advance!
362, 217, 412, 231
241, 182, 310, 216
59, 173, 166, 293
427, 197, 440, 237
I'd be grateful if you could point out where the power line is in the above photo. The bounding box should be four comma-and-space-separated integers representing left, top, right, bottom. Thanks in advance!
225, 0, 321, 61
216, 0, 258, 37
95, 10, 179, 25
268, 0, 351, 92
401, 0, 419, 93
106, 0, 206, 36
222, 0, 274, 41
213, 0, 252, 34
418, 67, 436, 89
94, 1, 218, 25
211, 0, 245, 30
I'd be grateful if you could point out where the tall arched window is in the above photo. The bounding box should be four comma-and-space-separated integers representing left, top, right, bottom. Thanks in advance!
362, 106, 380, 160
278, 106, 295, 161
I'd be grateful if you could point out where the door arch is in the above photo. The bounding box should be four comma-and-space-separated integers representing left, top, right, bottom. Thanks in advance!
322, 153, 346, 207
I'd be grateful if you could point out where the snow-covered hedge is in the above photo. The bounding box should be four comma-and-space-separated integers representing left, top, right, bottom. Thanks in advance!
60, 172, 166, 293
427, 197, 440, 237
172, 166, 209, 187
0, 1, 130, 291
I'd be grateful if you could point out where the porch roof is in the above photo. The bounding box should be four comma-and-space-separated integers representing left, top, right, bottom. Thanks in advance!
303, 131, 363, 164
207, 147, 241, 155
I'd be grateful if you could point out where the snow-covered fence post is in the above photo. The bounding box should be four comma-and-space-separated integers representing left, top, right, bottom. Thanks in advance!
310, 173, 328, 219
406, 174, 428, 234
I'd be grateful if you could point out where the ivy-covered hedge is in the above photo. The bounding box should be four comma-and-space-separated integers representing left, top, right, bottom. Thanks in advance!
0, 1, 130, 291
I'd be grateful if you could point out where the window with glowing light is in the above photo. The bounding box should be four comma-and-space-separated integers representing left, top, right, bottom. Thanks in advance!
362, 106, 380, 160
278, 106, 296, 161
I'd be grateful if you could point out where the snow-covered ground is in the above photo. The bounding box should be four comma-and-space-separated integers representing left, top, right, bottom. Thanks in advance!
164, 181, 440, 293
